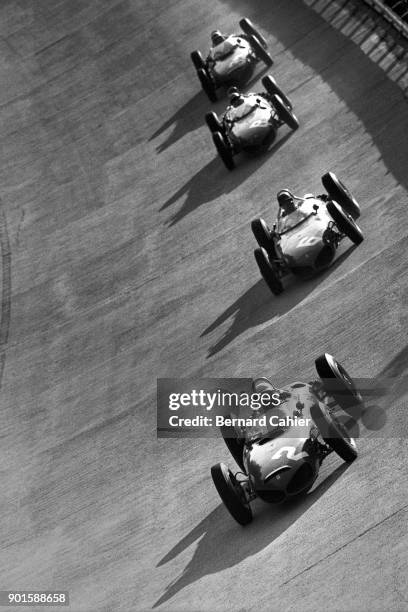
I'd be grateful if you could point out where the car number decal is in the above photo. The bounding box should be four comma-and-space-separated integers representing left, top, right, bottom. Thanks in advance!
271, 447, 309, 461
296, 236, 320, 248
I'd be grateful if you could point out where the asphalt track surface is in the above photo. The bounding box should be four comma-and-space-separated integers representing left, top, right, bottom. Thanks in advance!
0, 1, 408, 611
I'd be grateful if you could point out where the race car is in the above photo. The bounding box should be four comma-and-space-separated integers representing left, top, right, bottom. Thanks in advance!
251, 173, 364, 294
191, 18, 273, 102
211, 353, 363, 525
205, 75, 299, 170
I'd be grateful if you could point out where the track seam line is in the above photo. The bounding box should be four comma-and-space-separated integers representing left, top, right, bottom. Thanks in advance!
280, 502, 408, 587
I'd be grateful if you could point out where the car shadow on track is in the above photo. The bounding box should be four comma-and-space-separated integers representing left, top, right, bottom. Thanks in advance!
160, 131, 294, 226
202, 247, 357, 358
153, 462, 350, 608
148, 91, 207, 153
148, 66, 271, 153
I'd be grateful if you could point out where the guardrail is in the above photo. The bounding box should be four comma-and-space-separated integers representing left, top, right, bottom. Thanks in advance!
362, 0, 408, 38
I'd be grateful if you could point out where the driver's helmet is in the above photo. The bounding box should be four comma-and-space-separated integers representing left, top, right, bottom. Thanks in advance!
252, 377, 279, 394
277, 189, 296, 214
227, 85, 244, 106
211, 30, 226, 46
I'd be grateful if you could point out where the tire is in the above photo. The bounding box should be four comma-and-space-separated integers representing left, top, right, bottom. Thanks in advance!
197, 68, 217, 102
211, 463, 253, 525
249, 34, 273, 67
271, 94, 299, 131
220, 423, 246, 472
191, 49, 205, 71
205, 111, 223, 134
326, 200, 364, 246
315, 353, 364, 415
261, 75, 292, 109
254, 248, 283, 295
310, 402, 358, 463
321, 172, 361, 219
213, 131, 235, 170
239, 17, 268, 48
251, 218, 276, 256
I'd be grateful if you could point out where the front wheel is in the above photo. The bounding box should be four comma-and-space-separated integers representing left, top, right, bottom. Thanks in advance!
197, 68, 217, 102
310, 402, 358, 463
327, 200, 364, 245
315, 353, 363, 415
262, 75, 292, 109
213, 131, 235, 170
249, 34, 273, 66
239, 17, 268, 48
321, 172, 361, 219
271, 94, 299, 131
254, 248, 284, 295
211, 463, 253, 525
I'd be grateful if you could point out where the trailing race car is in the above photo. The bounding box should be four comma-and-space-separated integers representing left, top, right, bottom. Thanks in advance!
211, 353, 363, 525
251, 173, 364, 294
205, 75, 299, 170
191, 18, 273, 102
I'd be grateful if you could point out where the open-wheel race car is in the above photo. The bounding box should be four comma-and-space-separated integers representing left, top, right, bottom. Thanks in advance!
252, 173, 364, 294
191, 18, 273, 102
205, 75, 298, 170
211, 353, 363, 525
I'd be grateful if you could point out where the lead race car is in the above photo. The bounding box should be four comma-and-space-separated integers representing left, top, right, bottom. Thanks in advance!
251, 173, 364, 294
191, 18, 273, 102
211, 354, 363, 525
205, 75, 299, 170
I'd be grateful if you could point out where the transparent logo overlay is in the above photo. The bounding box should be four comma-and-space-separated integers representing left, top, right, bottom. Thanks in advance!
157, 377, 408, 438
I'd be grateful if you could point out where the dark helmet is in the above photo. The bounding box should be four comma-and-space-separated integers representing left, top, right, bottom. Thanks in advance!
227, 85, 243, 105
211, 30, 226, 45
277, 189, 296, 214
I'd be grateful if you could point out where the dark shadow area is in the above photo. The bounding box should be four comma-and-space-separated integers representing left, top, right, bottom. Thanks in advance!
375, 344, 408, 404
149, 91, 207, 153
153, 462, 350, 608
148, 65, 271, 153
214, 0, 408, 190
336, 346, 408, 436
202, 247, 357, 357
160, 131, 294, 225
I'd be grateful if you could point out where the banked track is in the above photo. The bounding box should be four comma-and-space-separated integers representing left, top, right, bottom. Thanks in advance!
0, 1, 407, 611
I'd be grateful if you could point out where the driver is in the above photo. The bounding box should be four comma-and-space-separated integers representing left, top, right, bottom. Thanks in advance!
208, 30, 235, 61
277, 189, 297, 216
208, 30, 245, 62
227, 86, 245, 107
225, 86, 269, 124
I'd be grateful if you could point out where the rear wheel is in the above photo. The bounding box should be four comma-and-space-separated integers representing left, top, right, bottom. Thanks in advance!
213, 131, 235, 170
271, 94, 299, 131
262, 75, 292, 109
321, 172, 361, 219
239, 17, 268, 48
310, 403, 358, 462
205, 111, 223, 134
249, 34, 273, 66
197, 68, 217, 102
251, 218, 278, 258
220, 422, 246, 472
211, 463, 253, 525
315, 353, 363, 415
191, 49, 205, 71
254, 248, 283, 295
327, 200, 364, 245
